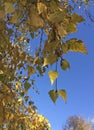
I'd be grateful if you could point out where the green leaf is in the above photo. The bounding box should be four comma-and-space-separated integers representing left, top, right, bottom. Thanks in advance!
61, 59, 70, 71
49, 90, 58, 103
48, 70, 59, 85
58, 89, 66, 102
5, 2, 15, 13
43, 54, 58, 66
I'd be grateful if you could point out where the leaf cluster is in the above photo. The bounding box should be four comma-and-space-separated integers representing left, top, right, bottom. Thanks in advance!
0, 0, 89, 128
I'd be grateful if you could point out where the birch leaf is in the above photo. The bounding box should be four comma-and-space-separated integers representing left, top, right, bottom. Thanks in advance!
43, 54, 58, 66
58, 89, 66, 102
61, 59, 70, 71
48, 70, 58, 85
49, 90, 58, 103
37, 2, 47, 15
5, 2, 15, 13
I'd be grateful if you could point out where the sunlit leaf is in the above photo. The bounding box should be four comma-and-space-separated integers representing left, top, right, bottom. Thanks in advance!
43, 54, 58, 66
0, 70, 3, 74
15, 81, 22, 89
58, 89, 66, 102
49, 90, 58, 103
37, 2, 47, 15
61, 59, 70, 71
48, 70, 58, 85
5, 2, 15, 13
18, 97, 23, 103
66, 38, 88, 54
56, 24, 67, 38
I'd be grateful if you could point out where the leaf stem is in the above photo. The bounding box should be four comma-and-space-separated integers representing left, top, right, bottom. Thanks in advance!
55, 62, 58, 92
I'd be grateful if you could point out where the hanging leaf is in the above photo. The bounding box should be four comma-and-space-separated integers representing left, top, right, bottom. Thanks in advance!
58, 89, 66, 102
48, 90, 58, 103
37, 2, 47, 15
48, 70, 59, 85
5, 2, 15, 13
66, 38, 88, 54
61, 59, 70, 71
43, 54, 58, 66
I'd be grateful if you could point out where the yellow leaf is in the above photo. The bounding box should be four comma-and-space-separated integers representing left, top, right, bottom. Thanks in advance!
18, 97, 22, 103
28, 65, 35, 76
28, 13, 44, 28
0, 10, 4, 19
48, 70, 58, 85
58, 89, 66, 102
48, 11, 64, 23
10, 12, 18, 23
15, 81, 22, 89
43, 54, 58, 66
61, 59, 70, 71
56, 24, 67, 38
37, 2, 47, 15
71, 13, 84, 24
5, 2, 15, 13
0, 70, 3, 74
66, 38, 88, 54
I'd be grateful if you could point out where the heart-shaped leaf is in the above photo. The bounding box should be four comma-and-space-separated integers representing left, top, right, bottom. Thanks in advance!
48, 70, 59, 85
58, 89, 66, 102
49, 90, 58, 103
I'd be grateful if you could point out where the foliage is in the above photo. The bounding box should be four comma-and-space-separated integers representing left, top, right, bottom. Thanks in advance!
0, 0, 91, 129
0, 0, 88, 103
0, 81, 51, 130
63, 115, 92, 130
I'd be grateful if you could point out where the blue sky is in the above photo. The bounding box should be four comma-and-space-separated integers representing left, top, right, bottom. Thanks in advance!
28, 10, 94, 130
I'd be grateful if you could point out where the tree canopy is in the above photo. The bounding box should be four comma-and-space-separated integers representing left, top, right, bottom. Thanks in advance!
0, 0, 93, 129
63, 115, 92, 130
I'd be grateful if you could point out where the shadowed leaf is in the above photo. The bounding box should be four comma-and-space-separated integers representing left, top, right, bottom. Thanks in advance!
61, 59, 70, 71
49, 90, 58, 103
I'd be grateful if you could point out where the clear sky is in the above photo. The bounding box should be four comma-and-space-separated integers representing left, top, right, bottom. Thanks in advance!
29, 10, 94, 130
